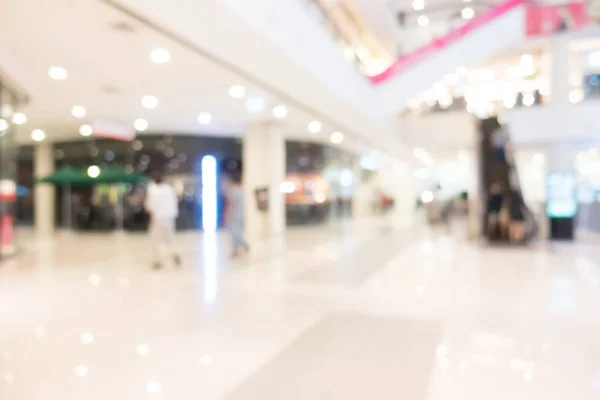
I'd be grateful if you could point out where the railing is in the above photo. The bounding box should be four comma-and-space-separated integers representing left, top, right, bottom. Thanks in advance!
371, 0, 526, 84
298, 0, 369, 75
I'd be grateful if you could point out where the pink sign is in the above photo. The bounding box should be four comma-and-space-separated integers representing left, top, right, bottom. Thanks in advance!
370, 0, 526, 84
526, 2, 589, 36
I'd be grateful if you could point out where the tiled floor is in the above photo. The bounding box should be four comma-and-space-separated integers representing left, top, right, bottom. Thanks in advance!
2, 218, 600, 399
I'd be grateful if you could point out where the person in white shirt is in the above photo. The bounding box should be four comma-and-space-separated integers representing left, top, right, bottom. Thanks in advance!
145, 170, 181, 269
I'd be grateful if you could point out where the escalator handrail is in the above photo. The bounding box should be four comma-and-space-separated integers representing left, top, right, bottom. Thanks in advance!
370, 0, 526, 84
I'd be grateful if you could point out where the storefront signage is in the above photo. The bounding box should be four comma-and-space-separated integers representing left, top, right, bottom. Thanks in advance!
526, 2, 589, 36
93, 120, 136, 142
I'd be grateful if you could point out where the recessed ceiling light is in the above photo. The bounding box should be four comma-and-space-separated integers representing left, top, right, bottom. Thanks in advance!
522, 93, 535, 106
81, 333, 94, 345
74, 365, 89, 377
71, 106, 86, 118
79, 124, 93, 137
12, 112, 27, 125
412, 0, 425, 10
150, 48, 171, 64
134, 118, 149, 132
308, 120, 322, 133
461, 7, 474, 19
141, 95, 158, 109
146, 381, 162, 394
31, 129, 46, 142
228, 85, 245, 99
272, 105, 288, 118
48, 66, 68, 81
330, 131, 344, 144
0, 119, 7, 131
417, 15, 429, 27
136, 344, 150, 357
197, 112, 212, 125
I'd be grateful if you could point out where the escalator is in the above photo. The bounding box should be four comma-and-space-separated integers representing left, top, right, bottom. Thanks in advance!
479, 117, 537, 243
371, 0, 527, 113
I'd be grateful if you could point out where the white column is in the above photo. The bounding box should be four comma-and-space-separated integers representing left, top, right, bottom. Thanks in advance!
34, 142, 55, 235
550, 35, 571, 106
243, 122, 285, 243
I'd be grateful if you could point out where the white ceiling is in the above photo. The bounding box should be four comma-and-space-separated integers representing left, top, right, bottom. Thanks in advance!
0, 0, 369, 154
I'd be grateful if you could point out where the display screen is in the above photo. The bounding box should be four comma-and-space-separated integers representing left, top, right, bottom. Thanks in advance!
547, 173, 577, 218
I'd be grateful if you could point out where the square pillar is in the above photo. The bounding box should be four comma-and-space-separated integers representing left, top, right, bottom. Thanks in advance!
243, 122, 285, 242
34, 142, 55, 235
550, 35, 571, 106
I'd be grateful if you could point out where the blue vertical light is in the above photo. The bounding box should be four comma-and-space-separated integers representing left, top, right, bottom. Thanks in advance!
201, 155, 218, 232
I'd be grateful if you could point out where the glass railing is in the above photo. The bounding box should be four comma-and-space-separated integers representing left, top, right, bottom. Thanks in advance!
298, 0, 391, 77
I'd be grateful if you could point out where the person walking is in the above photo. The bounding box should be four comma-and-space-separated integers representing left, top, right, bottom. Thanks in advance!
225, 173, 249, 258
145, 169, 181, 269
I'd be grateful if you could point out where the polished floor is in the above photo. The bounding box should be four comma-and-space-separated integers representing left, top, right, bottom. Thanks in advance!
1, 218, 600, 399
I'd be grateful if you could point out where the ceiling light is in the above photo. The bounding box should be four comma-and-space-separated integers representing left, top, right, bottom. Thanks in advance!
48, 66, 68, 81
462, 7, 475, 19
588, 51, 600, 67
330, 131, 344, 144
31, 129, 46, 142
87, 165, 101, 178
456, 66, 468, 77
522, 93, 535, 107
197, 112, 212, 124
136, 344, 150, 357
412, 0, 425, 10
308, 120, 322, 133
74, 365, 88, 377
199, 354, 213, 367
150, 48, 171, 64
12, 112, 27, 125
134, 118, 149, 132
141, 95, 158, 109
228, 85, 246, 99
146, 381, 162, 394
520, 53, 534, 66
503, 96, 516, 109
417, 15, 429, 27
79, 124, 93, 137
272, 105, 288, 118
569, 88, 584, 104
81, 333, 94, 345
71, 106, 86, 118
0, 119, 7, 131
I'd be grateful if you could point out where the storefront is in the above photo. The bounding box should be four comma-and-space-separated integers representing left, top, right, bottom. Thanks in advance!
0, 77, 25, 259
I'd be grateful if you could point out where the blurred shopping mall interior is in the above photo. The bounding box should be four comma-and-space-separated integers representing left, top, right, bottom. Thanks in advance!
2, 0, 600, 398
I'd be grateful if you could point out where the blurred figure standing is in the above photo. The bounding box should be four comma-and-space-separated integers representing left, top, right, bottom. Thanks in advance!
486, 183, 504, 237
225, 173, 249, 258
145, 169, 181, 269
508, 190, 526, 243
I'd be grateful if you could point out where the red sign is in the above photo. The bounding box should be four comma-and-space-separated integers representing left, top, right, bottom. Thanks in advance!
93, 120, 136, 142
526, 2, 589, 36
1, 214, 13, 249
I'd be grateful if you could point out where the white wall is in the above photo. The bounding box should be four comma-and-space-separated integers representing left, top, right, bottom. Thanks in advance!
507, 101, 600, 144
400, 112, 477, 149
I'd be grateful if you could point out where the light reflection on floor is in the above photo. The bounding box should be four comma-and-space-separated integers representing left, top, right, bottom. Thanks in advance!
1, 221, 600, 399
